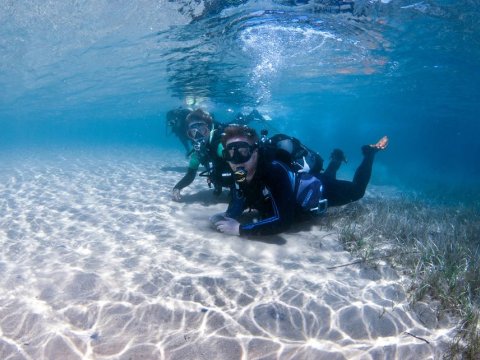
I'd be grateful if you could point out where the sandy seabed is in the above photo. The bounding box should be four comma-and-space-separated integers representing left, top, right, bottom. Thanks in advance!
0, 148, 456, 360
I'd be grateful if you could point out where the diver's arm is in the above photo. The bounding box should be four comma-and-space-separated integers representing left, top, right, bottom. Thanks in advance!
239, 161, 296, 236
173, 154, 200, 192
173, 167, 197, 190
225, 186, 246, 219
210, 189, 244, 235
212, 185, 244, 235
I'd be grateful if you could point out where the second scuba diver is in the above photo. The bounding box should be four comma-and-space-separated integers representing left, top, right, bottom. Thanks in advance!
172, 109, 233, 201
166, 107, 193, 157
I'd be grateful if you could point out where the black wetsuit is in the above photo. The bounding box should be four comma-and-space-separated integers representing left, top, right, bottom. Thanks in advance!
225, 147, 377, 236
226, 159, 298, 236
319, 146, 376, 207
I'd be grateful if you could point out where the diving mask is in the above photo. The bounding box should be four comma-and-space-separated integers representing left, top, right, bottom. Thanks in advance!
223, 141, 256, 164
187, 121, 209, 141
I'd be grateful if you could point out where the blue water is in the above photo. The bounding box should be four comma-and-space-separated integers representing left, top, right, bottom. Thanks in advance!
1, 0, 479, 197
2, 2, 479, 358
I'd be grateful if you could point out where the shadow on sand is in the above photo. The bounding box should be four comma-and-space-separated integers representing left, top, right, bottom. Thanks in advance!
246, 235, 287, 245
180, 189, 230, 205
161, 166, 188, 173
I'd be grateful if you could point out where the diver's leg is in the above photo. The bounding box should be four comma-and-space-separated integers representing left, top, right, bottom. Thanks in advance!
352, 136, 388, 192
321, 161, 371, 206
320, 176, 359, 207
323, 149, 347, 179
322, 136, 388, 206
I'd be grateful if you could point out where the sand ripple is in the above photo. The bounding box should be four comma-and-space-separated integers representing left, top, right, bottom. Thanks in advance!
0, 148, 455, 359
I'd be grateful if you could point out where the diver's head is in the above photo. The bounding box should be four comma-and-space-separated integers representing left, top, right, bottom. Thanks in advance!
222, 124, 259, 182
185, 109, 213, 141
166, 108, 191, 129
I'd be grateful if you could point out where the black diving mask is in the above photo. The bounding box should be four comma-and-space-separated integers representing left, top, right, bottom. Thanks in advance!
223, 141, 256, 164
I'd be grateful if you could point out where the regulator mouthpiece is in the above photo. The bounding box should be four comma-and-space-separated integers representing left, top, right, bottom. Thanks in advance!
234, 167, 247, 183
193, 139, 205, 152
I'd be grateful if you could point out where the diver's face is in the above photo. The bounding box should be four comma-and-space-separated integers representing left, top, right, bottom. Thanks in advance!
187, 121, 209, 141
225, 136, 258, 182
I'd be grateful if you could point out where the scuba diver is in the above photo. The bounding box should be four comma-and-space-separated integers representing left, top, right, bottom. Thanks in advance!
210, 124, 388, 236
172, 109, 233, 201
166, 107, 269, 156
232, 109, 267, 126
166, 108, 193, 156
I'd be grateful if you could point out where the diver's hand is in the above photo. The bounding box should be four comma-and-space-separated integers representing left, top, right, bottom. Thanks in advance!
172, 188, 182, 202
297, 156, 311, 173
214, 217, 240, 236
209, 213, 227, 225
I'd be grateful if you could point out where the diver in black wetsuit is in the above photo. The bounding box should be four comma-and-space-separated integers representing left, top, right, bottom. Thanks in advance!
210, 124, 388, 236
232, 109, 266, 126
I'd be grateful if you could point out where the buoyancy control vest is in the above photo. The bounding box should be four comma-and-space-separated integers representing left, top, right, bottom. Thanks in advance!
259, 132, 327, 214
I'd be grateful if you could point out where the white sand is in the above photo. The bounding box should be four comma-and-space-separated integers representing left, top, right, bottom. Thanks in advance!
0, 148, 456, 359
